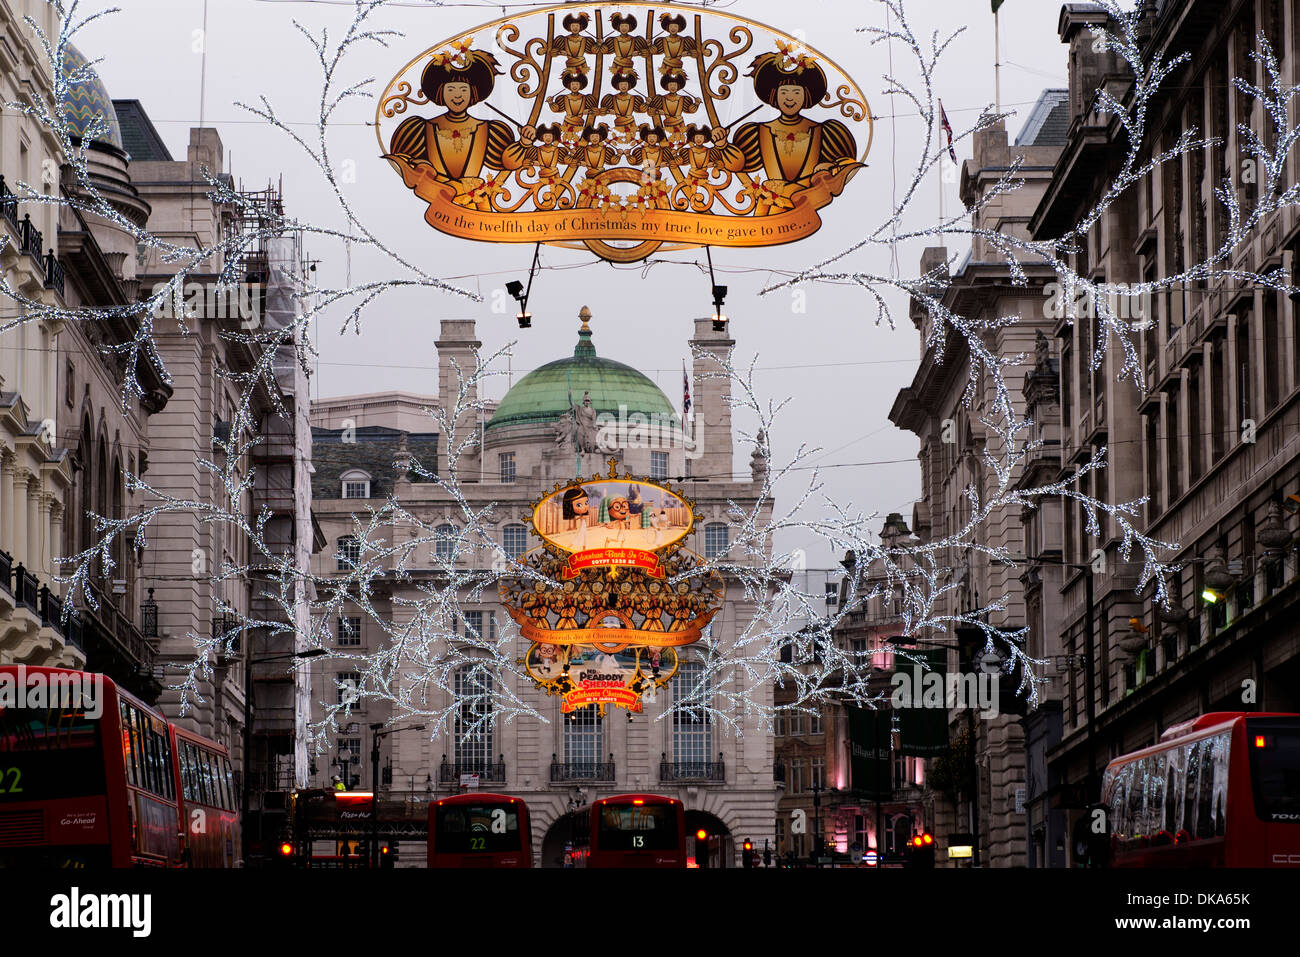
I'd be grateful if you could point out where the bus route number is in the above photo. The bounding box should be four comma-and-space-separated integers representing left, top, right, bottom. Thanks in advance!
471, 836, 486, 851
632, 835, 644, 848
0, 768, 21, 793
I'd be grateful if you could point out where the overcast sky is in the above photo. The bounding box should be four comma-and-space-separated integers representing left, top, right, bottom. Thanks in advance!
83, 0, 1072, 571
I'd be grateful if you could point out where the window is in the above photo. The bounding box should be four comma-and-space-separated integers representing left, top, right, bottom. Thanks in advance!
809, 709, 824, 735
341, 470, 371, 499
564, 707, 603, 769
434, 524, 457, 563
789, 758, 805, 793
788, 713, 803, 736
337, 536, 360, 571
671, 661, 712, 772
337, 616, 362, 646
810, 756, 825, 790
65, 359, 75, 407
775, 816, 786, 854
499, 452, 516, 484
503, 524, 528, 559
650, 450, 668, 480
464, 610, 484, 640
454, 666, 494, 770
704, 523, 729, 558
337, 671, 361, 706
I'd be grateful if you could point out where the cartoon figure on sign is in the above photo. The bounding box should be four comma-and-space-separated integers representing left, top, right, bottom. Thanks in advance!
600, 71, 646, 140
639, 580, 667, 632
716, 47, 858, 214
549, 70, 598, 143
653, 14, 698, 74
604, 13, 647, 73
562, 485, 591, 551
385, 46, 531, 209
535, 642, 561, 677
555, 581, 580, 630
524, 123, 571, 189
575, 124, 617, 178
552, 12, 596, 74
522, 581, 552, 630
648, 70, 699, 141
681, 125, 723, 184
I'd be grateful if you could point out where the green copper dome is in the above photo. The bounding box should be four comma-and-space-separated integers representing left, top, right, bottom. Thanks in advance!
487, 308, 678, 432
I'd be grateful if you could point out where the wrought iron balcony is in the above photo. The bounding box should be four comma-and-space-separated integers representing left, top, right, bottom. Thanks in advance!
438, 755, 506, 785
44, 250, 64, 298
12, 563, 38, 612
0, 176, 17, 232
659, 752, 726, 783
549, 755, 615, 783
20, 213, 42, 261
0, 550, 11, 595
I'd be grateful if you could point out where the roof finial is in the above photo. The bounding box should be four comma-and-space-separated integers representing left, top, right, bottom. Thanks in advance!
579, 305, 592, 334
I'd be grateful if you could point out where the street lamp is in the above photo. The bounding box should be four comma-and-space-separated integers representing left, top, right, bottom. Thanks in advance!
369, 722, 425, 868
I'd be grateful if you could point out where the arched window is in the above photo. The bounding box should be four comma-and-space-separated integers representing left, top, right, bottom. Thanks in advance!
453, 665, 494, 773
341, 469, 372, 499
337, 536, 361, 571
704, 522, 729, 558
503, 523, 528, 559
434, 524, 457, 562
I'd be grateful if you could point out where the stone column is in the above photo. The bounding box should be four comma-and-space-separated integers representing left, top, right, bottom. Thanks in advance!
0, 452, 13, 555
27, 474, 42, 575
11, 467, 30, 566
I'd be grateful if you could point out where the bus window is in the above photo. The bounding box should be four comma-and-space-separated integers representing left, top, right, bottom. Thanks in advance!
1182, 741, 1200, 839
1195, 738, 1215, 840
1210, 734, 1229, 837
1148, 755, 1166, 836
1248, 720, 1300, 818
1126, 760, 1144, 839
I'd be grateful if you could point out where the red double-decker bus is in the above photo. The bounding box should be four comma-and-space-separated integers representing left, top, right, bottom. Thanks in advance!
428, 793, 532, 867
0, 666, 238, 867
570, 793, 685, 868
1101, 712, 1300, 867
171, 725, 241, 867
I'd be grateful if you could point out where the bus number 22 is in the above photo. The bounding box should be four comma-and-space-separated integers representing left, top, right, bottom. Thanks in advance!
471, 837, 486, 851
0, 768, 21, 793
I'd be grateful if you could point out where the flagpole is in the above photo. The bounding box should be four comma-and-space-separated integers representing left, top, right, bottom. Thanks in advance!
994, 9, 1002, 115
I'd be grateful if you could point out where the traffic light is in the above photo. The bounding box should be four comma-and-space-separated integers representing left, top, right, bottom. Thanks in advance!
742, 839, 754, 868
694, 828, 710, 869
905, 833, 935, 868
381, 842, 397, 868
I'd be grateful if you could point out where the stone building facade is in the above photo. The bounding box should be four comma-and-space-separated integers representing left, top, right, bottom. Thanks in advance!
309, 310, 779, 866
1032, 0, 1300, 863
887, 89, 1071, 866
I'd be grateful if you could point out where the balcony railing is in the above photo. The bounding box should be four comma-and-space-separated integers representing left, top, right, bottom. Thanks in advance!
82, 581, 155, 673
12, 564, 38, 611
44, 250, 64, 298
549, 756, 615, 783
0, 550, 11, 595
659, 753, 725, 783
438, 756, 506, 784
0, 176, 17, 232
20, 214, 42, 261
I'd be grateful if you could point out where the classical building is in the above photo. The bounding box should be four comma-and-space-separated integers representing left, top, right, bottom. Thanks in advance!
309, 310, 779, 866
1, 15, 170, 700
1031, 0, 1300, 864
888, 89, 1071, 866
109, 99, 321, 860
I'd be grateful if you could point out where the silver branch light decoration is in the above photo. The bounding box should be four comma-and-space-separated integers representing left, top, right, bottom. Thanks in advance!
10, 0, 1295, 752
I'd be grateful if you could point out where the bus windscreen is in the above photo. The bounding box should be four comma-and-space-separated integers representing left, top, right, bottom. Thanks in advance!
434, 803, 522, 853
0, 706, 104, 802
596, 804, 677, 851
1248, 720, 1300, 820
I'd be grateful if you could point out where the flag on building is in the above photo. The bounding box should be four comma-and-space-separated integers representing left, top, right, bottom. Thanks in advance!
939, 99, 958, 165
682, 361, 692, 419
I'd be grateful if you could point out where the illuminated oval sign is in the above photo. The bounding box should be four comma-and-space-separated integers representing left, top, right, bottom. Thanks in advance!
377, 2, 872, 263
531, 476, 695, 571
